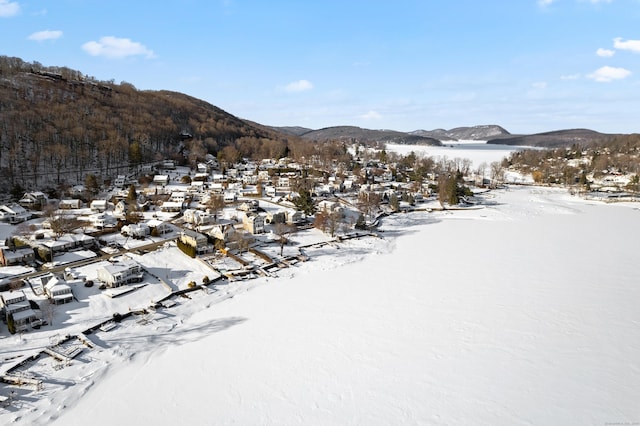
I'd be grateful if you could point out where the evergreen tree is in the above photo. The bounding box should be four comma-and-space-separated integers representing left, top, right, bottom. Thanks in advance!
126, 184, 137, 204
293, 189, 316, 216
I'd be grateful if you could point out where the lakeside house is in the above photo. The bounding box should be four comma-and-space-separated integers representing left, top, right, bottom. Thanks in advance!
242, 213, 265, 234
33, 273, 75, 305
179, 229, 210, 254
96, 261, 144, 288
0, 203, 31, 224
0, 290, 40, 332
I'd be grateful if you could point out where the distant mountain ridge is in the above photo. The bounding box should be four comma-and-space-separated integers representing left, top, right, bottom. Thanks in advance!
269, 124, 512, 145
270, 124, 621, 149
295, 126, 442, 146
486, 128, 617, 148
411, 125, 510, 141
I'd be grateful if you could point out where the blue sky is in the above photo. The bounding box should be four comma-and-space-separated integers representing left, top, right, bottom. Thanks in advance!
1, 0, 639, 134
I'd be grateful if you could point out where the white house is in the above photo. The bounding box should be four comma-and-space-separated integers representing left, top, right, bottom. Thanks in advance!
90, 199, 108, 212
183, 209, 215, 226
37, 274, 74, 305
223, 191, 238, 203
0, 203, 31, 224
96, 261, 144, 288
204, 221, 236, 242
59, 199, 82, 209
153, 175, 169, 186
160, 201, 183, 212
39, 234, 96, 255
19, 192, 47, 209
147, 219, 171, 235
169, 192, 188, 203
121, 223, 150, 238
88, 213, 117, 229
0, 290, 39, 332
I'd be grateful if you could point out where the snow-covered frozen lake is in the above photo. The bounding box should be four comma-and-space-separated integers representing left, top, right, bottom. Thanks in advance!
386, 140, 526, 168
27, 186, 638, 426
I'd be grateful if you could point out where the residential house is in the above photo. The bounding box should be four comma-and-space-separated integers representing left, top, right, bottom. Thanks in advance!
204, 221, 236, 243
237, 200, 259, 213
19, 192, 47, 209
242, 213, 265, 234
121, 223, 150, 238
317, 200, 344, 214
277, 176, 291, 191
179, 229, 210, 254
193, 173, 209, 182
265, 211, 286, 224
183, 209, 215, 226
87, 213, 117, 229
58, 199, 82, 209
153, 175, 169, 187
36, 274, 74, 305
90, 199, 108, 212
147, 219, 171, 236
264, 185, 277, 197
96, 261, 144, 288
0, 290, 39, 332
285, 210, 304, 224
212, 174, 227, 184
160, 201, 183, 212
114, 200, 128, 217
37, 233, 96, 256
114, 175, 127, 188
209, 183, 224, 194
188, 181, 206, 194
0, 203, 31, 224
197, 162, 211, 174
0, 247, 35, 266
223, 191, 238, 203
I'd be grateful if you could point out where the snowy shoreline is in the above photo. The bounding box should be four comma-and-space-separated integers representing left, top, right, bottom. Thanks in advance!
2, 186, 640, 425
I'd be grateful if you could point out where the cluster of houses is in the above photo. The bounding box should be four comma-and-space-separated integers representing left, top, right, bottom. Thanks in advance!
0, 151, 434, 334
0, 153, 424, 264
0, 272, 80, 333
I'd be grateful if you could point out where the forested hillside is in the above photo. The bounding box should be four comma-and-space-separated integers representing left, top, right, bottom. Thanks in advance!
505, 134, 640, 186
0, 56, 297, 194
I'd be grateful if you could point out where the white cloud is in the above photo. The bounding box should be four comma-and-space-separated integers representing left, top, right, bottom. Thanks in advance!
532, 82, 548, 89
589, 0, 612, 3
537, 0, 556, 7
560, 73, 581, 80
359, 110, 382, 120
0, 0, 19, 17
587, 66, 632, 82
284, 79, 313, 93
82, 36, 155, 59
596, 48, 615, 57
613, 37, 640, 53
27, 30, 63, 41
